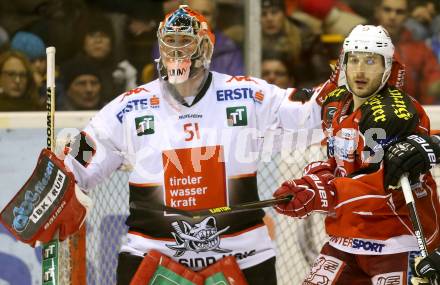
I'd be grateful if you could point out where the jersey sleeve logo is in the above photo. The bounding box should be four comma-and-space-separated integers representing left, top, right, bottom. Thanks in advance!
326, 88, 345, 100
364, 94, 387, 122
254, 90, 264, 103
150, 95, 160, 108
135, 115, 155, 136
226, 106, 248, 126
226, 76, 258, 84
119, 87, 149, 102
388, 88, 413, 120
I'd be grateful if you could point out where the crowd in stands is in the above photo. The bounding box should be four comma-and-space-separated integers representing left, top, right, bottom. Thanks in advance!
0, 0, 439, 111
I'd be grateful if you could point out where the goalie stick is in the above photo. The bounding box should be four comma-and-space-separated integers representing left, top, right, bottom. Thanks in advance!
130, 195, 292, 219
400, 175, 438, 285
41, 46, 60, 285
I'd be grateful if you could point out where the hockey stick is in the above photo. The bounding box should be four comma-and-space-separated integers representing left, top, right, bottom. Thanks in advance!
41, 46, 60, 285
131, 195, 293, 219
401, 175, 428, 257
400, 175, 438, 284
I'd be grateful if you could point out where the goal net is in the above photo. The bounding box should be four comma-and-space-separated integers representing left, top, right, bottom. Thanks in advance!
1, 109, 439, 285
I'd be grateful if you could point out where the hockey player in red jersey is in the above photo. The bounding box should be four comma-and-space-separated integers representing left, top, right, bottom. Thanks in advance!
274, 24, 440, 284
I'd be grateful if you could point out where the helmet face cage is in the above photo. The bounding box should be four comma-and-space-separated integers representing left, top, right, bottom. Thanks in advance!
158, 8, 200, 60
157, 5, 214, 83
338, 25, 395, 95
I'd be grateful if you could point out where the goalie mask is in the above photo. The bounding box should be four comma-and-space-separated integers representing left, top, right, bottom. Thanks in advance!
157, 5, 215, 84
338, 25, 395, 97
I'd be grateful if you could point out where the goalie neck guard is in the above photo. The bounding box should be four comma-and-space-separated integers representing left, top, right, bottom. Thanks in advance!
157, 5, 215, 85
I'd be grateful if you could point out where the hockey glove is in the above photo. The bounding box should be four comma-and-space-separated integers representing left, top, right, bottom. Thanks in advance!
288, 87, 315, 103
384, 134, 440, 189
411, 248, 440, 285
303, 159, 336, 176
273, 173, 335, 218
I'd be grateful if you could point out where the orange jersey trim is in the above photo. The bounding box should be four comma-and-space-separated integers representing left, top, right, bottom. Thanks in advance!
129, 182, 162, 188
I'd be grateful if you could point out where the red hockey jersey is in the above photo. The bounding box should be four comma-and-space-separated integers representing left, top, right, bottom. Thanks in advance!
320, 85, 440, 255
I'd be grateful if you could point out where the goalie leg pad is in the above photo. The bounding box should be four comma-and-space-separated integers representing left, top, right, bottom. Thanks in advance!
0, 149, 92, 245
200, 256, 249, 285
130, 250, 204, 285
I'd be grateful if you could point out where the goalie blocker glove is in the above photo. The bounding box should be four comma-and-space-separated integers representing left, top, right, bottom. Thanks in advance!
384, 134, 440, 188
273, 161, 335, 218
0, 149, 92, 246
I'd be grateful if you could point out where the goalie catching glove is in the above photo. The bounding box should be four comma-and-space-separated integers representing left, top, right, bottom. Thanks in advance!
273, 161, 336, 218
384, 134, 440, 189
0, 149, 92, 246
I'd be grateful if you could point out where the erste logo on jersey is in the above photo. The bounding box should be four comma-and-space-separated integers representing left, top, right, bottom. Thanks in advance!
217, 88, 254, 102
218, 76, 264, 103
116, 95, 160, 123
226, 106, 248, 126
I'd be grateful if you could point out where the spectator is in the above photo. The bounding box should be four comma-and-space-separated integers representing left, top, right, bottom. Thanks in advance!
10, 31, 65, 107
291, 0, 367, 36
24, 0, 90, 64
65, 14, 137, 103
0, 26, 8, 51
122, 2, 163, 81
187, 0, 244, 75
261, 51, 294, 88
338, 0, 376, 22
151, 0, 244, 76
261, 0, 302, 64
401, 1, 440, 66
0, 50, 40, 111
429, 16, 440, 63
261, 0, 331, 86
163, 0, 184, 14
60, 58, 102, 110
404, 0, 437, 40
0, 0, 46, 38
375, 0, 440, 104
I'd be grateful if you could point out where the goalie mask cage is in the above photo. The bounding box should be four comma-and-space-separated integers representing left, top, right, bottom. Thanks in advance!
1, 110, 440, 285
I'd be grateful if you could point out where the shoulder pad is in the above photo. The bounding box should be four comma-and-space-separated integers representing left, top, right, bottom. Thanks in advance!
323, 86, 349, 105
359, 87, 418, 138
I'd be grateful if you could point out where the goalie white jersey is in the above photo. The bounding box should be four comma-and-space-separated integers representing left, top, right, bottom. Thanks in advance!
64, 71, 322, 270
